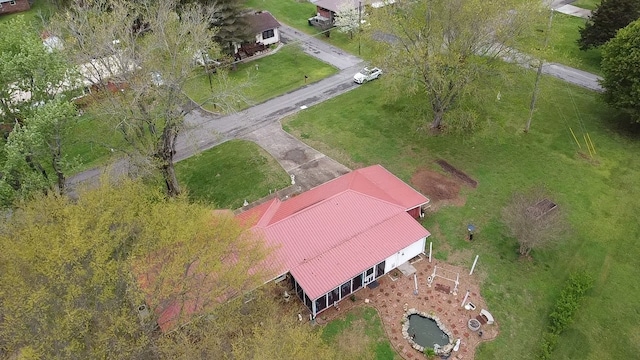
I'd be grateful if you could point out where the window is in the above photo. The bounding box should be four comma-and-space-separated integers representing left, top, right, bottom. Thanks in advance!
352, 273, 363, 291
327, 287, 339, 306
315, 295, 327, 312
262, 29, 275, 39
366, 267, 374, 276
340, 281, 351, 299
10, 0, 16, 5
375, 260, 386, 278
304, 293, 312, 310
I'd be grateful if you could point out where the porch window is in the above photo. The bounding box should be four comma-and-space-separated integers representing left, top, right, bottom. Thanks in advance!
352, 273, 363, 291
262, 29, 275, 39
375, 260, 386, 278
340, 280, 351, 299
315, 294, 327, 312
327, 287, 339, 306
304, 293, 312, 309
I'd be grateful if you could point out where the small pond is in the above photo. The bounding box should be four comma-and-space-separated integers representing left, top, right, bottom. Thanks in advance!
408, 314, 450, 349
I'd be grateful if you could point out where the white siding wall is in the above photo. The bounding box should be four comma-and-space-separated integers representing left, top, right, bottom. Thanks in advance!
384, 237, 426, 273
255, 28, 280, 46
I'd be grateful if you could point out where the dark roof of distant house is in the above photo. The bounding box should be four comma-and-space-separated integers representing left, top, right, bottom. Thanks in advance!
244, 11, 281, 34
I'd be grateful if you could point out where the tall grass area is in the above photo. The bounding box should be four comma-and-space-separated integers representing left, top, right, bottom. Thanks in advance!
184, 46, 337, 112
284, 62, 640, 359
176, 140, 290, 209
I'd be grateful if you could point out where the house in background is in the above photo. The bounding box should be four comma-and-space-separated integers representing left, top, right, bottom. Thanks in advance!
234, 11, 281, 59
0, 0, 30, 15
308, 0, 394, 29
237, 165, 431, 319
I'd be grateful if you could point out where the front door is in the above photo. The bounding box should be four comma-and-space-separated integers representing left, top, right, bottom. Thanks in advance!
363, 267, 375, 285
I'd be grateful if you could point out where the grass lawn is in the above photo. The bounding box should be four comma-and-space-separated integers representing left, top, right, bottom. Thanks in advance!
520, 13, 601, 75
176, 139, 290, 209
284, 62, 640, 359
63, 109, 130, 173
246, 0, 317, 33
322, 307, 399, 360
572, 0, 600, 10
0, 0, 55, 27
184, 46, 337, 112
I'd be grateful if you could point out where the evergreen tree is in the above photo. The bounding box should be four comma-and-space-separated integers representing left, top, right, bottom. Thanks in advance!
182, 0, 253, 54
578, 0, 640, 50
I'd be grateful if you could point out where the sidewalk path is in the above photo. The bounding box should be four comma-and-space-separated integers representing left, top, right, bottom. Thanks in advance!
241, 122, 350, 191
554, 4, 591, 19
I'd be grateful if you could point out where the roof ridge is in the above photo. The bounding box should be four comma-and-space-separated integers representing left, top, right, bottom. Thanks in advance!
263, 188, 351, 227
256, 198, 281, 228
291, 211, 413, 269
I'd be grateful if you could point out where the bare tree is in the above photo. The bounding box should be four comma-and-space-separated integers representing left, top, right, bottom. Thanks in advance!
502, 187, 568, 257
368, 0, 542, 129
51, 0, 242, 196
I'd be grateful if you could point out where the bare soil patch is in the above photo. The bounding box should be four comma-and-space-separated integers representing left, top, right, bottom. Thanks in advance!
410, 169, 465, 209
436, 159, 478, 188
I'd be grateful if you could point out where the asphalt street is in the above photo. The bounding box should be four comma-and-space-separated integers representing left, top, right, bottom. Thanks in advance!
67, 22, 604, 189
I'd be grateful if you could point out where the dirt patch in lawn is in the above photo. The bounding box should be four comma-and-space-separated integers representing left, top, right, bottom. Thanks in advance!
436, 159, 478, 188
334, 318, 373, 359
410, 169, 466, 209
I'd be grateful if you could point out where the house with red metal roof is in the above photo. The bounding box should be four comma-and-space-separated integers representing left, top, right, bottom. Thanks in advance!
237, 164, 430, 318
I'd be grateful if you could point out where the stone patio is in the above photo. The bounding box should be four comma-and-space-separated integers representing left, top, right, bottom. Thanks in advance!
307, 257, 499, 359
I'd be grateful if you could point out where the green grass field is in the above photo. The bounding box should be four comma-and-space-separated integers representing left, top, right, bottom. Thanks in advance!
246, 0, 318, 33
0, 0, 54, 27
284, 63, 640, 359
176, 140, 290, 209
572, 0, 600, 11
520, 13, 602, 75
322, 307, 399, 360
184, 46, 337, 112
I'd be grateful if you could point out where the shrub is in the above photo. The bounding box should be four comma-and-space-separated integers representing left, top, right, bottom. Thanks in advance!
539, 271, 593, 359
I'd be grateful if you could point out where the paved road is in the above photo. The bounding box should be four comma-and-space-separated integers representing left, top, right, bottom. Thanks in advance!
68, 26, 364, 189
67, 22, 604, 189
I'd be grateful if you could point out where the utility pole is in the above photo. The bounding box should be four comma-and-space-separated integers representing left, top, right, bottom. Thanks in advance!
525, 8, 554, 133
358, 1, 362, 55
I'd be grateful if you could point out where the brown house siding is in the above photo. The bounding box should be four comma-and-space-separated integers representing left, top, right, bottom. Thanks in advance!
317, 7, 333, 22
0, 0, 31, 15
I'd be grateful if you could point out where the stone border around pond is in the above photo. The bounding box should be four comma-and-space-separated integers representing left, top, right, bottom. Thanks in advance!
401, 308, 456, 356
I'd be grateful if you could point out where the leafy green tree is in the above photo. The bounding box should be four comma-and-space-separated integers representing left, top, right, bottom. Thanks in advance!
0, 99, 78, 207
600, 19, 640, 122
0, 17, 70, 131
368, 0, 542, 130
578, 0, 640, 50
0, 179, 272, 359
157, 286, 337, 359
52, 0, 243, 197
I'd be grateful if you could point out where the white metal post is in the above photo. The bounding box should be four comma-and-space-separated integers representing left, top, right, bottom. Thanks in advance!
469, 255, 479, 275
429, 242, 433, 263
461, 290, 470, 307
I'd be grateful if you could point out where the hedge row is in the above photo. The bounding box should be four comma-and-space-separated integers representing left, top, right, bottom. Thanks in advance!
539, 271, 594, 360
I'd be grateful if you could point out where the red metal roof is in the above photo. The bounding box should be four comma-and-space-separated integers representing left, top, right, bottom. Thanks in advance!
239, 165, 430, 300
